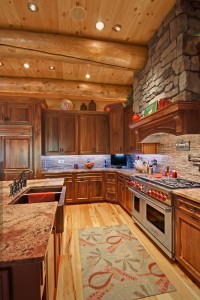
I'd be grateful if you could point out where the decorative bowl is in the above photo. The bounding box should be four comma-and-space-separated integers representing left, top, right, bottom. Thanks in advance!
84, 162, 94, 169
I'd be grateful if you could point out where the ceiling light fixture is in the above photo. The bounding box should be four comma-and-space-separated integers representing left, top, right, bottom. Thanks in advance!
23, 63, 30, 69
27, 2, 39, 12
85, 73, 91, 79
112, 24, 122, 32
95, 21, 104, 31
0, 62, 4, 66
49, 66, 55, 70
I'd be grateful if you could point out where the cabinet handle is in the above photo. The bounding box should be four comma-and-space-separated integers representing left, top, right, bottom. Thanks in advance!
188, 207, 196, 213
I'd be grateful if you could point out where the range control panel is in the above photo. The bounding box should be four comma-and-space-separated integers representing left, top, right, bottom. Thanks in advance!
128, 178, 173, 206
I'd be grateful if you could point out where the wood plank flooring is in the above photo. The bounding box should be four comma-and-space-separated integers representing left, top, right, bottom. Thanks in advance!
56, 203, 200, 300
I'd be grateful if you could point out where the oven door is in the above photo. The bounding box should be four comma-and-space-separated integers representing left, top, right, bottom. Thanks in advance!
143, 197, 173, 254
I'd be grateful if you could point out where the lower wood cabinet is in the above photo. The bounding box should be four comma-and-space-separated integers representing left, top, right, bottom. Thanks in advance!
75, 172, 104, 203
104, 172, 118, 202
0, 229, 61, 300
175, 196, 200, 287
118, 174, 133, 214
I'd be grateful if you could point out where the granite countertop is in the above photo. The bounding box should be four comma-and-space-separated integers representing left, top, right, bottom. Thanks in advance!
0, 178, 65, 267
173, 189, 200, 203
1, 178, 64, 206
42, 167, 136, 176
0, 202, 57, 267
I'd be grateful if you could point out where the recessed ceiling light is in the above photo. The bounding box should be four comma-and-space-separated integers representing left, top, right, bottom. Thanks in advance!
49, 66, 55, 70
112, 24, 122, 32
23, 63, 30, 69
0, 62, 4, 66
27, 2, 39, 12
85, 73, 91, 79
95, 21, 104, 31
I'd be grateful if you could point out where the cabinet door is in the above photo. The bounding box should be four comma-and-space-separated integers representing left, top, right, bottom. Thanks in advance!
62, 113, 78, 154
64, 175, 75, 203
3, 136, 32, 169
0, 269, 10, 300
6, 104, 32, 125
124, 105, 134, 153
95, 115, 109, 154
43, 112, 62, 155
118, 175, 125, 206
79, 115, 95, 154
0, 104, 6, 124
109, 108, 123, 154
176, 209, 200, 285
90, 176, 104, 202
75, 176, 90, 202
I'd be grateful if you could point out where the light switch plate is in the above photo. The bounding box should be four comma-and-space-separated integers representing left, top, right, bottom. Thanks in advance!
58, 160, 65, 164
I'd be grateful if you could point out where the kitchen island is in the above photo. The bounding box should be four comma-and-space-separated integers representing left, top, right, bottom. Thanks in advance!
0, 178, 65, 300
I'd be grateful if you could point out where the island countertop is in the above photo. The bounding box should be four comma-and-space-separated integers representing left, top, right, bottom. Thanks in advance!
1, 178, 65, 206
0, 202, 57, 267
0, 178, 65, 267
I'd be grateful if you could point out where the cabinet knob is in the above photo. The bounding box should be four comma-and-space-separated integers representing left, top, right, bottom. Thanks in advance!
188, 207, 196, 213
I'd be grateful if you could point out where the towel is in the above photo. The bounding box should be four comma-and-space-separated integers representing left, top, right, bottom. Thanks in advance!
28, 192, 56, 203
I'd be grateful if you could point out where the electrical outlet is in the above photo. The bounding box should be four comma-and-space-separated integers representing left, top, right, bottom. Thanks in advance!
58, 160, 64, 164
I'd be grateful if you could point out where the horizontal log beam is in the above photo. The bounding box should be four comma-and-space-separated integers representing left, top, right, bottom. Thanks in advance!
0, 77, 131, 102
0, 29, 147, 71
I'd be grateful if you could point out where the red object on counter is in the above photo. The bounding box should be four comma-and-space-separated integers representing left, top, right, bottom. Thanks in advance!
171, 171, 177, 178
28, 192, 56, 203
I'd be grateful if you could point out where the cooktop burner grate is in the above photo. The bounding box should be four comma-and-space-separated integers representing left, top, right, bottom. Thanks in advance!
135, 175, 200, 189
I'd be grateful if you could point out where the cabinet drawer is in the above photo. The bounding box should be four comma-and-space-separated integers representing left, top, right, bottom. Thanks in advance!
106, 183, 117, 192
118, 174, 124, 184
76, 172, 103, 179
105, 172, 117, 182
106, 191, 117, 201
176, 197, 200, 219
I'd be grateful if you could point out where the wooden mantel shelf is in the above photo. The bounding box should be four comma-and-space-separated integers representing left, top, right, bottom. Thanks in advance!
129, 101, 200, 142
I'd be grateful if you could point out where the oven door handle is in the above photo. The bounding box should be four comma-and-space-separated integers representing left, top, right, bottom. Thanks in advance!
146, 198, 172, 212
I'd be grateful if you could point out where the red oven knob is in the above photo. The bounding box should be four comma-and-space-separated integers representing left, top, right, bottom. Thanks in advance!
155, 191, 159, 198
162, 195, 167, 201
147, 190, 152, 196
151, 190, 155, 196
129, 180, 134, 187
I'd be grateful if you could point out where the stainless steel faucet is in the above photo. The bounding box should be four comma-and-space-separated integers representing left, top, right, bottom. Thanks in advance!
9, 169, 36, 196
20, 169, 36, 187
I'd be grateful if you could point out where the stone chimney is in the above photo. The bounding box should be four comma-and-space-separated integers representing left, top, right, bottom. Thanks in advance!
133, 0, 200, 115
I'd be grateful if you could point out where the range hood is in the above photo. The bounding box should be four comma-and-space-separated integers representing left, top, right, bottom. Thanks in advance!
129, 101, 200, 143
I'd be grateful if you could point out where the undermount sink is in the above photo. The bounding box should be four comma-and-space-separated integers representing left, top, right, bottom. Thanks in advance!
9, 185, 66, 233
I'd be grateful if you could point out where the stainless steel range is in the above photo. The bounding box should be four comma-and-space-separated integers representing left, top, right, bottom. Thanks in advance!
128, 175, 200, 260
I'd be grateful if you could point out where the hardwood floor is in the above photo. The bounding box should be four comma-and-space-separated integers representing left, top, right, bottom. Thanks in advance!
56, 203, 200, 300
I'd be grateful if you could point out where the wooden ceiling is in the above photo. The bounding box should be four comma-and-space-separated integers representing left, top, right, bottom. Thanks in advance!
0, 0, 176, 103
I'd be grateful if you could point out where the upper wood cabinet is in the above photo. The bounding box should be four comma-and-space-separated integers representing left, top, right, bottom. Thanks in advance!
78, 112, 109, 154
42, 110, 78, 155
124, 104, 134, 154
0, 126, 33, 180
109, 106, 124, 154
0, 102, 32, 125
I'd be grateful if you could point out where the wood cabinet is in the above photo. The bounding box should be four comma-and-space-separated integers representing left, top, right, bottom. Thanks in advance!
42, 110, 78, 155
109, 106, 124, 154
0, 102, 32, 125
175, 196, 200, 287
104, 172, 118, 202
0, 228, 60, 300
78, 112, 109, 154
0, 126, 33, 180
124, 104, 134, 153
75, 172, 104, 203
129, 101, 200, 142
118, 174, 132, 214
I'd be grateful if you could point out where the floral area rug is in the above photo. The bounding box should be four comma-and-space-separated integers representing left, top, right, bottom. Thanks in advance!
79, 224, 176, 300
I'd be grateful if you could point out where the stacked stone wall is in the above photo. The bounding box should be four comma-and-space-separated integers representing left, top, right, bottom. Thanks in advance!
133, 0, 200, 115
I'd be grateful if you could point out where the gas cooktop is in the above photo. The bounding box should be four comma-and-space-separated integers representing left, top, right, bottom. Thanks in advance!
135, 175, 200, 189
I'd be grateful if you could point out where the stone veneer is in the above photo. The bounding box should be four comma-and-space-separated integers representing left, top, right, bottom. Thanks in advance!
140, 134, 200, 182
133, 0, 200, 115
